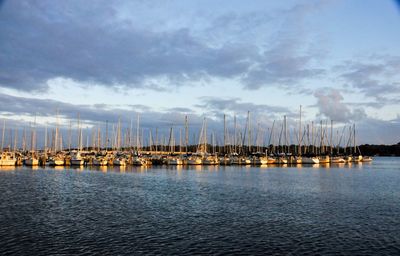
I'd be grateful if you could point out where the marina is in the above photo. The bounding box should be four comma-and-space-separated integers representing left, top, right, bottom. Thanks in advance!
0, 109, 374, 168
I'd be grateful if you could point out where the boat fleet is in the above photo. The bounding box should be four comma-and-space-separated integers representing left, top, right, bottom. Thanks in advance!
0, 107, 374, 167
0, 149, 372, 167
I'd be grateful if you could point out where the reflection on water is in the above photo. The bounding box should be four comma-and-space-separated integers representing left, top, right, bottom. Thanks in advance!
0, 157, 399, 255
53, 166, 64, 171
0, 166, 16, 171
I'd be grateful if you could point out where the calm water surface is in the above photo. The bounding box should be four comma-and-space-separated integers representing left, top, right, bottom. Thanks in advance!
1, 157, 399, 255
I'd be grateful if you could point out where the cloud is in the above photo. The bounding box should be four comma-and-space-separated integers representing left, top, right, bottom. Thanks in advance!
337, 56, 400, 104
0, 0, 330, 93
313, 88, 366, 122
196, 97, 293, 121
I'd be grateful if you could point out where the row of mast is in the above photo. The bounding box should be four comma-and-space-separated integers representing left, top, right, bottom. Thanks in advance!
1, 108, 360, 156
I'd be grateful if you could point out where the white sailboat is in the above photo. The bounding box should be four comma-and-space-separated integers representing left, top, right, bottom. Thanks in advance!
0, 152, 16, 166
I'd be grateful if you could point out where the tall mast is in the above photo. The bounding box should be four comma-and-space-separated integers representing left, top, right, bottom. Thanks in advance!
55, 109, 59, 153
68, 120, 72, 152
77, 113, 81, 151
44, 124, 47, 158
136, 113, 140, 152
155, 127, 158, 153
129, 118, 133, 149
179, 128, 182, 154
223, 114, 226, 154
353, 123, 356, 154
22, 126, 26, 152
185, 115, 188, 154
330, 120, 333, 155
204, 118, 207, 153
233, 114, 237, 153
298, 105, 302, 156
13, 128, 18, 152
1, 119, 5, 151
311, 121, 314, 154
247, 111, 251, 153
284, 115, 287, 154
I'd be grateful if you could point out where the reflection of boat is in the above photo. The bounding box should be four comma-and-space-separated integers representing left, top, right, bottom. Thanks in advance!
0, 152, 16, 166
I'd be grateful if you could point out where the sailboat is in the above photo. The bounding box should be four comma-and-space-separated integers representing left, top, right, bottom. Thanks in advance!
25, 118, 39, 166
0, 151, 16, 166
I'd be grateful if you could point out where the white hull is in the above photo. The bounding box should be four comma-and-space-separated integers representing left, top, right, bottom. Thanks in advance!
93, 159, 108, 166
302, 157, 319, 164
71, 159, 84, 166
362, 156, 372, 162
187, 158, 202, 165
0, 159, 16, 166
49, 159, 64, 166
0, 152, 17, 166
331, 157, 345, 163
113, 159, 127, 166
167, 158, 183, 165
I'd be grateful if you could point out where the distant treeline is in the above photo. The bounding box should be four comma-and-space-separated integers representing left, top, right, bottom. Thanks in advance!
359, 143, 400, 156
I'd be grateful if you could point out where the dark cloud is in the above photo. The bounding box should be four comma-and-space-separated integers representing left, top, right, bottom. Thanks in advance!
0, 0, 327, 92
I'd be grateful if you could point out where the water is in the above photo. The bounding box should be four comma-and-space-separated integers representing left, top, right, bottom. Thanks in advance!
1, 157, 399, 255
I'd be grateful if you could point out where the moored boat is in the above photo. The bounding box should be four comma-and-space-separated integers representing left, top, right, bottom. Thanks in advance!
0, 152, 17, 166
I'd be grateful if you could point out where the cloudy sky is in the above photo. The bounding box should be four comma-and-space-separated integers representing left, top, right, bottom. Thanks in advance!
0, 0, 399, 146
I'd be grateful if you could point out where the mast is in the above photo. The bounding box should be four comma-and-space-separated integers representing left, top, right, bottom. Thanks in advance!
185, 115, 188, 154
1, 119, 5, 151
22, 126, 26, 152
311, 121, 315, 154
330, 120, 333, 155
247, 111, 251, 154
298, 105, 302, 156
268, 120, 275, 155
179, 128, 182, 154
55, 109, 59, 153
353, 123, 356, 155
155, 127, 158, 154
13, 128, 18, 152
68, 120, 72, 152
204, 118, 207, 153
284, 115, 287, 154
223, 114, 226, 154
233, 114, 237, 153
136, 113, 140, 152
44, 124, 48, 158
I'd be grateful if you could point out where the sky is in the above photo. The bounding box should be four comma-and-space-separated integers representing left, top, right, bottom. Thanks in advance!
0, 0, 399, 147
